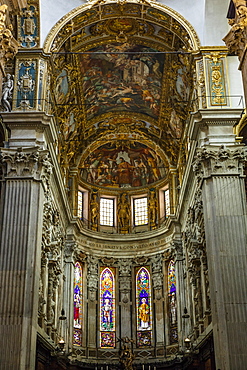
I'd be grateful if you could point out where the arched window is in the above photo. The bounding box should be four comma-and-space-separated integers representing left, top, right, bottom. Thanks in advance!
73, 262, 83, 346
100, 267, 115, 348
168, 260, 178, 344
136, 266, 152, 347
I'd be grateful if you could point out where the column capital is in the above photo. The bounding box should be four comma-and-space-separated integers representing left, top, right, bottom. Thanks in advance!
0, 147, 53, 185
193, 145, 247, 181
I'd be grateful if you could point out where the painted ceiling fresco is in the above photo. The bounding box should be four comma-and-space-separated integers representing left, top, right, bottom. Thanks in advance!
80, 142, 167, 188
79, 43, 165, 120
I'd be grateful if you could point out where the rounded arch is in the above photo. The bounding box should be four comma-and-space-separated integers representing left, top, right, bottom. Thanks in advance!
43, 0, 200, 54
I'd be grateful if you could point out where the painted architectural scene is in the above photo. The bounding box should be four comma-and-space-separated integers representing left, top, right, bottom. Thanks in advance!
80, 142, 167, 187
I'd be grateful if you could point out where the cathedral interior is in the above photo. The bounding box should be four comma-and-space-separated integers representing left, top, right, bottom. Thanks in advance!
0, 0, 247, 369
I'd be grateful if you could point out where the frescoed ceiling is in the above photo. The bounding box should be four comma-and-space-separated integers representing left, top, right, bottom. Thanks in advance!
47, 1, 198, 189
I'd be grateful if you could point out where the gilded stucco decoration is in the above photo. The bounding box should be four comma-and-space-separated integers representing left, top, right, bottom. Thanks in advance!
43, 0, 199, 202
0, 4, 18, 62
207, 53, 227, 106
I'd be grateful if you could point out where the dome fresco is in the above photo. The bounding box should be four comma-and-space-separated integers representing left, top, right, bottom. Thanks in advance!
80, 141, 167, 188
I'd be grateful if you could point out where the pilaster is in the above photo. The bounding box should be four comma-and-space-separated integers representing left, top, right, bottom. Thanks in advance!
193, 144, 247, 370
118, 259, 132, 340
87, 255, 99, 351
0, 146, 52, 370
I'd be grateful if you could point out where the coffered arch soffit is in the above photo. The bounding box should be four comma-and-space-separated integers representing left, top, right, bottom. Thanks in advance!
46, 1, 200, 174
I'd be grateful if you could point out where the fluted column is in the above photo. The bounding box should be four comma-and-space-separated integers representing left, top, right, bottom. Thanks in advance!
193, 145, 247, 370
0, 147, 52, 370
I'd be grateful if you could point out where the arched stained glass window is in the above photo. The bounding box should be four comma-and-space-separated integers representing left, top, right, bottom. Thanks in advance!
73, 262, 83, 346
168, 260, 178, 344
100, 267, 115, 348
136, 266, 152, 347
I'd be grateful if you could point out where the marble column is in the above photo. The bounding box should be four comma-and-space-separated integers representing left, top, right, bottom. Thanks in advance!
193, 145, 247, 370
0, 147, 52, 370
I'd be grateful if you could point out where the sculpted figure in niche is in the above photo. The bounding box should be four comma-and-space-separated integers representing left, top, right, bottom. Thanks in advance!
118, 193, 130, 231
90, 193, 99, 227
2, 74, 13, 112
148, 190, 158, 225
139, 297, 150, 330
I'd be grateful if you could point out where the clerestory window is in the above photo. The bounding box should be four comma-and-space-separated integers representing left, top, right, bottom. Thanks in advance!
133, 197, 148, 226
100, 197, 114, 227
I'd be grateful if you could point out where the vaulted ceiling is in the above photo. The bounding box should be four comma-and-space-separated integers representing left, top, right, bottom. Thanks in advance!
46, 1, 199, 190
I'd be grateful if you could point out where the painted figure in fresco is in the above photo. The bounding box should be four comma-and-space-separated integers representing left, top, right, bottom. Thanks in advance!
118, 193, 130, 230
1, 73, 13, 112
143, 148, 161, 182
117, 157, 132, 185
139, 297, 150, 330
132, 158, 147, 187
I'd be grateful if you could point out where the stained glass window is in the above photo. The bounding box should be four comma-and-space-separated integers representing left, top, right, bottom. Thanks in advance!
100, 267, 115, 348
165, 189, 170, 217
134, 197, 148, 226
100, 198, 114, 226
78, 191, 83, 219
168, 260, 178, 344
136, 267, 152, 347
73, 262, 83, 346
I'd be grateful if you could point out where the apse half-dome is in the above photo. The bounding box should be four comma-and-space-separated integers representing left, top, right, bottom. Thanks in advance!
80, 141, 167, 188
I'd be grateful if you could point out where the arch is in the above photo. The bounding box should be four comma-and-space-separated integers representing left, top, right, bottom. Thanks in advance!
43, 1, 200, 54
